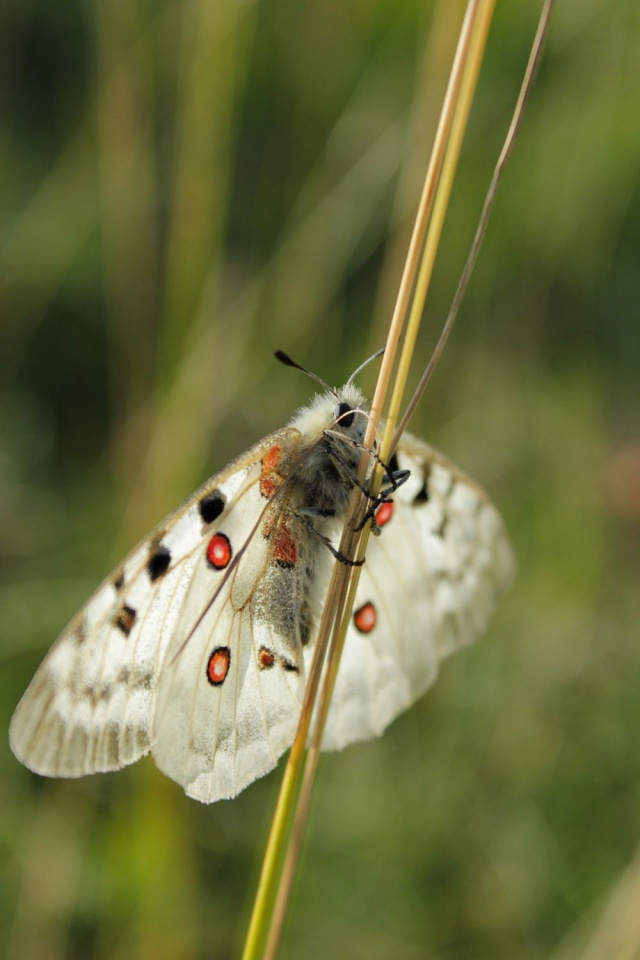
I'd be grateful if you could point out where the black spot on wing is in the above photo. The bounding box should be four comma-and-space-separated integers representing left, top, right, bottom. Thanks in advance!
115, 604, 137, 635
281, 658, 300, 673
113, 570, 125, 591
413, 480, 429, 504
147, 545, 171, 581
413, 465, 431, 504
199, 490, 226, 524
387, 453, 400, 477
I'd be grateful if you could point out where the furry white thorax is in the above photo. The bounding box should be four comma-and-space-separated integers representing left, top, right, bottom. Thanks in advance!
287, 383, 372, 523
289, 383, 369, 443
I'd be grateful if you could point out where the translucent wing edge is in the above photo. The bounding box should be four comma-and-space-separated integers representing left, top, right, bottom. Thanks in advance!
9, 428, 299, 780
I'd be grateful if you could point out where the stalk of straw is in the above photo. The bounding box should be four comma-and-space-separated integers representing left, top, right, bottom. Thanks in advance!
241, 0, 555, 954
240, 3, 496, 958
260, 3, 508, 956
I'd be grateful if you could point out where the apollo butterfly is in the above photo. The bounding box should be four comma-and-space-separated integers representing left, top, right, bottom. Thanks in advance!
9, 359, 514, 802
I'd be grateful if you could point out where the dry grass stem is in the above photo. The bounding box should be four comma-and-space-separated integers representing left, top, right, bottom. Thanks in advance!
244, 2, 498, 958
393, 0, 556, 449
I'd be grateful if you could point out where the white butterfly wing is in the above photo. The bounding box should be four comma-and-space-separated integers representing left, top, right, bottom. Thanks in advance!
11, 412, 513, 802
318, 433, 515, 750
9, 429, 299, 783
152, 487, 307, 803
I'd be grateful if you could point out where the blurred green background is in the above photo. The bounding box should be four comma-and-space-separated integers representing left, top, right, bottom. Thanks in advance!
1, 1, 639, 958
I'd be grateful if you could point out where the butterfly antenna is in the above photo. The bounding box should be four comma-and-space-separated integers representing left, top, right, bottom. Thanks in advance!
346, 346, 385, 385
274, 350, 338, 397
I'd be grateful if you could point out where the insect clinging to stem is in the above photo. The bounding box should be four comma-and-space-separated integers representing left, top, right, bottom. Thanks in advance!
10, 348, 514, 803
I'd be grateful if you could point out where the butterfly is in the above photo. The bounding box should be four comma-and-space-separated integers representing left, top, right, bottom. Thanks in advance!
9, 358, 514, 803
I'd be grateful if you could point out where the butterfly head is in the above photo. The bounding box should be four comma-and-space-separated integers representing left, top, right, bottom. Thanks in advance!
291, 383, 370, 448
289, 384, 372, 515
277, 350, 374, 450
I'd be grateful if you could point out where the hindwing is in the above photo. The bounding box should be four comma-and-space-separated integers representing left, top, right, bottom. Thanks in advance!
317, 433, 515, 750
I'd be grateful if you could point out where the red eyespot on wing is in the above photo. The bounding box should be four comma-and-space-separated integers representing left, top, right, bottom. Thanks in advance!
262, 444, 282, 473
207, 647, 231, 685
260, 444, 284, 499
273, 524, 297, 567
354, 601, 377, 634
375, 501, 394, 527
260, 475, 279, 499
258, 646, 275, 670
206, 533, 232, 569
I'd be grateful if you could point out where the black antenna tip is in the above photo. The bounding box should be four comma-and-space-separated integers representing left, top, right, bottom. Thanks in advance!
273, 350, 336, 395
274, 350, 296, 368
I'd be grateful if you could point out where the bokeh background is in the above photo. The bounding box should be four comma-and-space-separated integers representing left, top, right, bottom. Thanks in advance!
2, 1, 639, 958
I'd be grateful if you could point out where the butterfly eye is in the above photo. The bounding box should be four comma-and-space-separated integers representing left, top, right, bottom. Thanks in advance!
335, 401, 354, 428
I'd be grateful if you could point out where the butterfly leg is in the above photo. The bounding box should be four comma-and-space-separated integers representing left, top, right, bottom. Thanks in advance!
324, 431, 410, 495
295, 510, 365, 567
327, 439, 411, 529
322, 438, 372, 498
354, 465, 411, 535
322, 434, 410, 536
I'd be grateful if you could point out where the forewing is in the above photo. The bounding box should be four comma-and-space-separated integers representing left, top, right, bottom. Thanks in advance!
152, 525, 307, 803
319, 433, 515, 750
9, 429, 297, 781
